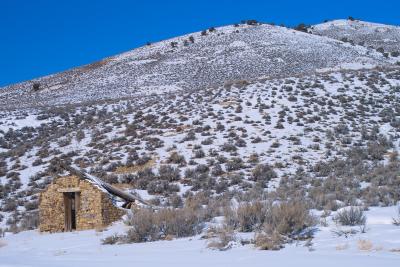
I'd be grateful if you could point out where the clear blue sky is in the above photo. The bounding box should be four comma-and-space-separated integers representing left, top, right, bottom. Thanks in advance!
1, 0, 399, 87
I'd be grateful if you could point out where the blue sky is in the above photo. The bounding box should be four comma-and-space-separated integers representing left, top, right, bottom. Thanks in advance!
1, 0, 399, 87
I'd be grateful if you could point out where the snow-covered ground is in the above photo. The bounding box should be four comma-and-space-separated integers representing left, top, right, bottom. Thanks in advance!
0, 206, 399, 267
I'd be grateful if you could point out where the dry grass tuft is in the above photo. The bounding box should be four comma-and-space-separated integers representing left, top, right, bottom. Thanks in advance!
357, 239, 373, 251
255, 231, 284, 250
335, 243, 349, 251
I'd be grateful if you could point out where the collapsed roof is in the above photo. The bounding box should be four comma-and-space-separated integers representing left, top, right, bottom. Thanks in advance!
59, 163, 152, 207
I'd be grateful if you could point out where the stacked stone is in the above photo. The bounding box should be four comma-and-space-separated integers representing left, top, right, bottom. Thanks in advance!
39, 175, 125, 232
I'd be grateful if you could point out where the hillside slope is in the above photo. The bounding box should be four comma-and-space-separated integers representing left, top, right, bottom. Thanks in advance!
1, 66, 399, 229
0, 22, 390, 109
1, 20, 400, 266
311, 19, 400, 55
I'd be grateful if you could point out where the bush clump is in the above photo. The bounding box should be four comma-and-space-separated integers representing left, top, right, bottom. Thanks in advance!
32, 82, 40, 91
251, 164, 277, 183
158, 165, 180, 181
262, 201, 315, 237
333, 207, 366, 226
116, 205, 206, 244
166, 152, 186, 166
235, 202, 267, 232
255, 201, 315, 250
225, 200, 316, 250
206, 225, 236, 251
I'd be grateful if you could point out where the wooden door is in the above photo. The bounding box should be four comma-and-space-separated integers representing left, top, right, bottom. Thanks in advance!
64, 193, 76, 231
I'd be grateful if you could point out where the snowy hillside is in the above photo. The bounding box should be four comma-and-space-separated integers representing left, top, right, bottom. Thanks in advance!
1, 19, 400, 266
311, 19, 400, 55
0, 21, 393, 109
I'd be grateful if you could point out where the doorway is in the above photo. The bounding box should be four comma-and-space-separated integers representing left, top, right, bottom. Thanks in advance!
64, 192, 77, 231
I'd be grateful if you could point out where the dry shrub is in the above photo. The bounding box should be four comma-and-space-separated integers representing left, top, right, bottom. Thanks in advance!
263, 201, 316, 238
235, 202, 267, 232
251, 164, 277, 182
166, 151, 186, 166
334, 207, 366, 226
124, 208, 159, 242
254, 200, 315, 250
206, 225, 235, 251
255, 231, 284, 250
112, 193, 224, 244
357, 239, 373, 251
158, 165, 180, 181
335, 243, 349, 250
392, 206, 400, 226
156, 207, 203, 237
19, 211, 39, 231
223, 205, 239, 229
122, 205, 205, 243
168, 194, 183, 208
224, 199, 315, 250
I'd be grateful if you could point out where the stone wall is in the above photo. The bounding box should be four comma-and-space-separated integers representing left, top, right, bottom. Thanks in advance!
39, 175, 125, 232
101, 193, 126, 226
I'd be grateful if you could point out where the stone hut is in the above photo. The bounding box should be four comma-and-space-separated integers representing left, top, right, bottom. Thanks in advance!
39, 166, 148, 233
